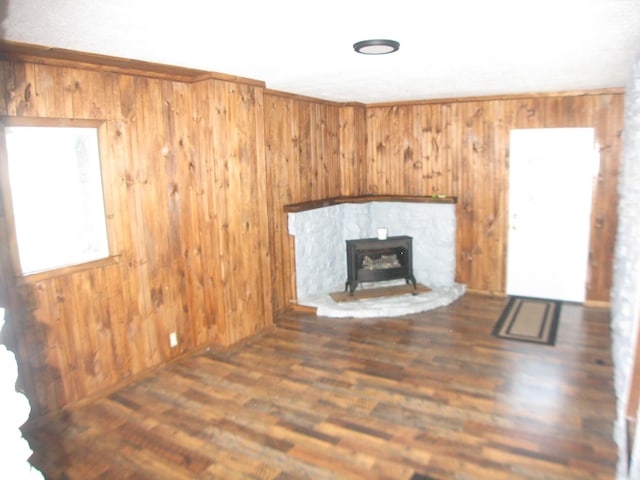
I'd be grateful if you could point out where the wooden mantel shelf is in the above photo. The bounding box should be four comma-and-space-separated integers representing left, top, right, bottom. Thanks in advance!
283, 194, 457, 213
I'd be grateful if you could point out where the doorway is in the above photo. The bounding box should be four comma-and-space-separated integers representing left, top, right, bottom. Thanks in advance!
506, 128, 597, 302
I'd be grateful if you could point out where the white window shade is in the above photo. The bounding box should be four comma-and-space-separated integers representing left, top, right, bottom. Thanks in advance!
5, 126, 109, 275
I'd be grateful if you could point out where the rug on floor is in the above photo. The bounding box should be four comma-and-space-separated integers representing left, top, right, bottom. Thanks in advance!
492, 295, 561, 346
410, 473, 437, 480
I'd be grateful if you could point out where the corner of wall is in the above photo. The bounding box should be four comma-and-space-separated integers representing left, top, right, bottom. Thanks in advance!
611, 52, 640, 480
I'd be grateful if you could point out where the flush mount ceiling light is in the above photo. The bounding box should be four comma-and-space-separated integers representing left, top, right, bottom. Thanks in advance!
353, 39, 400, 55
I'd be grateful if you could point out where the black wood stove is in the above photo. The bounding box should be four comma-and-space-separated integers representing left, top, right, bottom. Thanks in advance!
344, 235, 417, 295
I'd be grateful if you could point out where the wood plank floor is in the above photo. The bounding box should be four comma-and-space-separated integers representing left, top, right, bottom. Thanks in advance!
23, 293, 618, 479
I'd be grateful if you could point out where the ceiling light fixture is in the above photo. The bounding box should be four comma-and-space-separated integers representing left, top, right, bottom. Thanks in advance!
353, 39, 400, 55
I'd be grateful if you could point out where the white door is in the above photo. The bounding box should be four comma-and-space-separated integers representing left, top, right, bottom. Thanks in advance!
506, 128, 597, 302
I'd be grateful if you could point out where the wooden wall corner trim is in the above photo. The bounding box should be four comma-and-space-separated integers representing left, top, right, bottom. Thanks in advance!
286, 304, 318, 315
0, 39, 265, 87
584, 300, 611, 309
189, 71, 265, 87
464, 288, 508, 298
264, 88, 366, 107
365, 87, 626, 108
284, 194, 457, 213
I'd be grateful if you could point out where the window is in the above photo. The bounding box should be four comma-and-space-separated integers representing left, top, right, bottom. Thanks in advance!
2, 121, 109, 275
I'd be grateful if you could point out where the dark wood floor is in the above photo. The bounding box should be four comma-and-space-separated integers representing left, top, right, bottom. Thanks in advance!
23, 293, 618, 479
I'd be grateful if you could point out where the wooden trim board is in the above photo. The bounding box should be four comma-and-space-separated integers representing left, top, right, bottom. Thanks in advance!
284, 194, 456, 213
330, 283, 431, 302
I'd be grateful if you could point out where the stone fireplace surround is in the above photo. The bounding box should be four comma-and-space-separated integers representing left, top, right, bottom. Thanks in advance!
286, 196, 466, 317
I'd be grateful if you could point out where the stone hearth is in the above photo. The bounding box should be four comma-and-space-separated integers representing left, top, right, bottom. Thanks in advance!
287, 200, 465, 317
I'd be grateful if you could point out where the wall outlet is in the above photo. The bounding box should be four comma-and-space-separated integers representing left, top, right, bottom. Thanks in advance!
169, 331, 178, 348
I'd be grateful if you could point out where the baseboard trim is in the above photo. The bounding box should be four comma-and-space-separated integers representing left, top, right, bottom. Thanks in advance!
584, 299, 610, 308
288, 303, 318, 314
465, 288, 610, 309
22, 324, 277, 431
465, 288, 507, 298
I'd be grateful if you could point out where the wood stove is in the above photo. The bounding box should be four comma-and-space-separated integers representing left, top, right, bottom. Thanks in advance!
345, 235, 417, 295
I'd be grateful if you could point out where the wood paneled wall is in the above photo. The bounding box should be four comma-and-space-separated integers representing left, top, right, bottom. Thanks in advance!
365, 94, 624, 299
0, 49, 625, 420
0, 61, 273, 417
265, 92, 623, 310
263, 92, 365, 312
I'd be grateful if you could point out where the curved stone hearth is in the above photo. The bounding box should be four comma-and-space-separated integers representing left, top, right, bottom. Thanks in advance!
299, 282, 466, 318
287, 197, 464, 317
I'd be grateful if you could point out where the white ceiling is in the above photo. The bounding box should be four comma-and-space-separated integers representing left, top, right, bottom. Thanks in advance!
2, 0, 640, 104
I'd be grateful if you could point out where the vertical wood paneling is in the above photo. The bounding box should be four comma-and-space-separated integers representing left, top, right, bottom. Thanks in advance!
264, 91, 623, 307
0, 60, 274, 417
251, 85, 275, 339
365, 94, 624, 299
190, 80, 226, 346
0, 52, 624, 420
264, 95, 297, 313
297, 101, 313, 201
209, 80, 272, 345
263, 93, 347, 312
338, 104, 366, 195
587, 94, 622, 301
113, 73, 154, 376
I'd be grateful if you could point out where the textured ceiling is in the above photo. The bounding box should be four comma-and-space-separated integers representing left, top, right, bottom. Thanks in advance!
2, 0, 640, 103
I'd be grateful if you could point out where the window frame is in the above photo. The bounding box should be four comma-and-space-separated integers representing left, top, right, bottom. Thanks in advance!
0, 116, 118, 281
